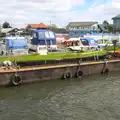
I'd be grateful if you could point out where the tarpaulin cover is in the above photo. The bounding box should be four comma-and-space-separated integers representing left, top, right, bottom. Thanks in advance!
80, 38, 97, 47
7, 37, 28, 50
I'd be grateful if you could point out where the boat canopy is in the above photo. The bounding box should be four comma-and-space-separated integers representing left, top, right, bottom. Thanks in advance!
6, 37, 28, 50
80, 37, 97, 47
33, 29, 56, 40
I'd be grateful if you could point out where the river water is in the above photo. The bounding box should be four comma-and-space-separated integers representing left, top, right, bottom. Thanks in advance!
0, 72, 120, 120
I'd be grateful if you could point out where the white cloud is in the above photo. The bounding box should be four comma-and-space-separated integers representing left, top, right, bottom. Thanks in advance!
0, 0, 120, 28
69, 0, 120, 25
0, 0, 85, 28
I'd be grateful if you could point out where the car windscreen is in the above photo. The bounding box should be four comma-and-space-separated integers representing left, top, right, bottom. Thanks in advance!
81, 39, 89, 45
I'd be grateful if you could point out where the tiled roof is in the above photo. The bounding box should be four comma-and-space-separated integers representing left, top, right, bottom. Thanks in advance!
67, 21, 98, 27
112, 14, 120, 19
25, 23, 48, 29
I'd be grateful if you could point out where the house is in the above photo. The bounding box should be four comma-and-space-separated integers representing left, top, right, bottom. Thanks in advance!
66, 21, 99, 37
112, 14, 120, 33
1, 28, 19, 33
1, 28, 19, 36
25, 23, 48, 32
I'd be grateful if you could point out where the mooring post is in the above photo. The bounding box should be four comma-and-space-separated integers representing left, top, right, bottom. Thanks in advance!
101, 58, 109, 74
96, 47, 99, 60
77, 58, 82, 69
92, 48, 96, 61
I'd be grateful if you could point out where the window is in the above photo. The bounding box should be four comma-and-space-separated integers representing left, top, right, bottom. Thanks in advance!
33, 33, 37, 38
97, 39, 103, 44
81, 39, 89, 45
45, 31, 50, 38
38, 32, 45, 39
49, 31, 55, 38
93, 26, 95, 30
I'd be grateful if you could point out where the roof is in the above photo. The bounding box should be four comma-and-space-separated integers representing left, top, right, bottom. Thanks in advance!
67, 21, 98, 27
25, 23, 48, 29
112, 14, 120, 19
1, 28, 16, 33
67, 37, 80, 41
33, 29, 53, 33
81, 37, 96, 40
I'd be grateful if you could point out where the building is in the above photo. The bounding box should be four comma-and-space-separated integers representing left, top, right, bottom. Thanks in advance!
1, 28, 20, 36
112, 14, 120, 33
66, 21, 99, 37
25, 23, 48, 33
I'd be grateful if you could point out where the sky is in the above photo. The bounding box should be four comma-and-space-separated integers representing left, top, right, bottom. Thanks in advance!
0, 0, 120, 28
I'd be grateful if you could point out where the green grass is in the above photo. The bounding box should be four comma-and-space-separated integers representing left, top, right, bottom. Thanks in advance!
106, 46, 120, 51
0, 50, 107, 62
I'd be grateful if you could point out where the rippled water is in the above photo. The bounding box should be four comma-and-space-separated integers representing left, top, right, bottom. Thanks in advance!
1, 72, 120, 120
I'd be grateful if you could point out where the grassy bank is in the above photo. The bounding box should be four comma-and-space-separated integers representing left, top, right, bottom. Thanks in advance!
0, 50, 107, 62
106, 46, 120, 51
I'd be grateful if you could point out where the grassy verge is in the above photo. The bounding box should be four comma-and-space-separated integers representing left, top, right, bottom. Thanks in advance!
106, 46, 120, 51
0, 50, 107, 62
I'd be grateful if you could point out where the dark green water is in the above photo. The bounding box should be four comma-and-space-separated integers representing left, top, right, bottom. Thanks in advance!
0, 72, 120, 120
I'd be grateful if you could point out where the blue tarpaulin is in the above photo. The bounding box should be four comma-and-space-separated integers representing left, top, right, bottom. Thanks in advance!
7, 37, 28, 50
80, 38, 97, 47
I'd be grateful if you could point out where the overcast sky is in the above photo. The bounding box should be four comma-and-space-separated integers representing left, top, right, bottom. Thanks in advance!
0, 0, 120, 28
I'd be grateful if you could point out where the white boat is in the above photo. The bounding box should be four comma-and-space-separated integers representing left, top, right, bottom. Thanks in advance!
65, 37, 96, 52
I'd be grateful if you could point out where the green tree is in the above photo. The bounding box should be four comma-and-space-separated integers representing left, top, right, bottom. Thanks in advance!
103, 20, 109, 30
103, 20, 113, 33
48, 24, 68, 33
103, 20, 109, 26
108, 24, 113, 33
50, 24, 57, 28
2, 21, 11, 28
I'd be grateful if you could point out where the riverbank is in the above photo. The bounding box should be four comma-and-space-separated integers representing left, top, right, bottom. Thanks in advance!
0, 50, 106, 62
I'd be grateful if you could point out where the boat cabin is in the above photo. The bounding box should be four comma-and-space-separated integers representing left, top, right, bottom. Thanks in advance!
30, 29, 57, 54
80, 37, 97, 48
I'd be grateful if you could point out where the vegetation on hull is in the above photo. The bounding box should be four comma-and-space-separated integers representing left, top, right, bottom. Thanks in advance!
0, 50, 107, 62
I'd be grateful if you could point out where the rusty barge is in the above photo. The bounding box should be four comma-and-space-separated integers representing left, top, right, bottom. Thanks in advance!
0, 58, 120, 87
